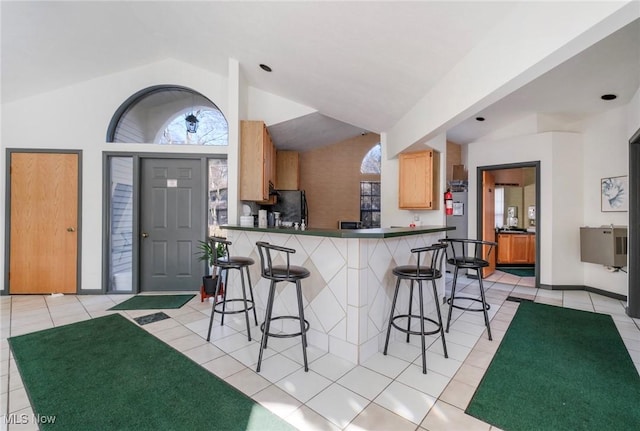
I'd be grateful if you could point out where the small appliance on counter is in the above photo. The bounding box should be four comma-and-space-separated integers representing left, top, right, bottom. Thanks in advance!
339, 221, 362, 229
240, 204, 254, 227
507, 206, 518, 228
268, 190, 308, 226
258, 210, 268, 228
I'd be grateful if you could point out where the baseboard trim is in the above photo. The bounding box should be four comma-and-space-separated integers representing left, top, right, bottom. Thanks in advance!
539, 284, 627, 301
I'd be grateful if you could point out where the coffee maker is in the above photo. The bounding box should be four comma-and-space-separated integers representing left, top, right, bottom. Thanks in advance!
507, 206, 518, 227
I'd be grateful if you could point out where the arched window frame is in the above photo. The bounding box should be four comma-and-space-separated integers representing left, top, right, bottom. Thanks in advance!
106, 85, 228, 146
360, 142, 382, 174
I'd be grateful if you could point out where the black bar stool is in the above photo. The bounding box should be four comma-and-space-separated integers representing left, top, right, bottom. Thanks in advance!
206, 236, 258, 342
439, 238, 497, 341
255, 241, 311, 373
383, 243, 448, 374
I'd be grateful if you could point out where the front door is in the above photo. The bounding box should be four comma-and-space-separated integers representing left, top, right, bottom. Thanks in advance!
140, 158, 204, 291
9, 152, 80, 294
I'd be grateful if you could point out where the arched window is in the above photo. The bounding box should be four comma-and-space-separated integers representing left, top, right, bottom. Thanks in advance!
106, 85, 228, 145
360, 142, 381, 174
157, 108, 228, 145
360, 143, 381, 228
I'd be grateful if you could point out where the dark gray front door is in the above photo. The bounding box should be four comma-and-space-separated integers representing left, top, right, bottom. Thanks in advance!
140, 158, 203, 291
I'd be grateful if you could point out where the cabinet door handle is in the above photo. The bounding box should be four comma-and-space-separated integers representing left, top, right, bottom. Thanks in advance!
67, 227, 76, 232
142, 232, 149, 238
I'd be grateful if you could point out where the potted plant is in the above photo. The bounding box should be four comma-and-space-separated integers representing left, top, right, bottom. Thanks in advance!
197, 240, 226, 297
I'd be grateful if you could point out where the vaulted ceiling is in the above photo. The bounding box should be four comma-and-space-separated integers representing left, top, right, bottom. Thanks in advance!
2, 1, 639, 148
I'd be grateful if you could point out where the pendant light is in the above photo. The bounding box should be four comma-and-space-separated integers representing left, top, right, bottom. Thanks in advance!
185, 113, 199, 133
185, 92, 199, 133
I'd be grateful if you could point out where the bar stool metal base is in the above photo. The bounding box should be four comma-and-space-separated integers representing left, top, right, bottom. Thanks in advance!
383, 242, 449, 375
388, 313, 442, 338
447, 296, 490, 313
255, 241, 311, 373
206, 265, 258, 342
259, 315, 310, 339
257, 279, 309, 373
446, 266, 493, 341
384, 278, 448, 374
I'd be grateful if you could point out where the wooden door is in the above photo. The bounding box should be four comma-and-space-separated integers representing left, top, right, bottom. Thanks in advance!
9, 152, 79, 294
140, 158, 204, 291
482, 170, 496, 277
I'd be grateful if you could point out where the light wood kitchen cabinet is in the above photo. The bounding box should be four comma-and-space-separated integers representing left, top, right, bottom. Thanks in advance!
497, 234, 511, 263
240, 120, 276, 204
276, 151, 299, 190
527, 233, 536, 263
398, 149, 440, 209
497, 233, 535, 264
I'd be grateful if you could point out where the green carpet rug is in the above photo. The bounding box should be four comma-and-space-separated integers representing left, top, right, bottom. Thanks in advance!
109, 294, 195, 310
8, 314, 294, 431
498, 267, 535, 277
466, 301, 640, 430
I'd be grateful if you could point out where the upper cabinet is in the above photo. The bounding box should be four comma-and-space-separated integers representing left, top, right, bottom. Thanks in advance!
240, 120, 276, 204
398, 149, 440, 210
276, 150, 299, 190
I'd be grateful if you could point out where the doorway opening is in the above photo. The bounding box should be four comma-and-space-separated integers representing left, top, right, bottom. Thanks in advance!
477, 161, 540, 287
104, 154, 227, 293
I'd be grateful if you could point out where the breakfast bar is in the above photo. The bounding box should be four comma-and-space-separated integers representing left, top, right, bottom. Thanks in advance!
220, 225, 453, 364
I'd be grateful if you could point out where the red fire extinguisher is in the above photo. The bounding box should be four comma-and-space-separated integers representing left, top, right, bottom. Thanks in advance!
445, 189, 453, 215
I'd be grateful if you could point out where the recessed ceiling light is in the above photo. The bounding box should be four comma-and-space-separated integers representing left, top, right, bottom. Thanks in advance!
475, 117, 485, 122
601, 94, 617, 101
259, 64, 272, 72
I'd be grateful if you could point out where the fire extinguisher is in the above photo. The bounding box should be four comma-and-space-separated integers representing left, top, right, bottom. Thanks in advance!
445, 189, 453, 215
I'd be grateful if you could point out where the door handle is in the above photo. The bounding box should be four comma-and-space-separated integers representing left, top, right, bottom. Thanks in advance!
67, 227, 76, 232
142, 232, 149, 238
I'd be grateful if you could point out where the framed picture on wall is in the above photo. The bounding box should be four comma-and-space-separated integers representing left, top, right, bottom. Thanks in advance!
601, 175, 628, 212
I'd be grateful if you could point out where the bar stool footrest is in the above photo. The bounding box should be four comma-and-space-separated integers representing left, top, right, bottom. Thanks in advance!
390, 314, 442, 337
447, 296, 490, 312
260, 315, 310, 338
214, 298, 255, 315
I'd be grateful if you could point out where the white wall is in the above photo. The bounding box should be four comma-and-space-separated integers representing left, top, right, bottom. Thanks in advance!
386, 1, 636, 156
467, 94, 636, 296
579, 103, 633, 296
0, 58, 316, 293
247, 87, 315, 126
380, 133, 447, 229
467, 132, 583, 287
628, 86, 640, 137
2, 57, 637, 297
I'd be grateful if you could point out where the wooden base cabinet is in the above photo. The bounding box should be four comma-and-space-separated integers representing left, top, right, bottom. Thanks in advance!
497, 233, 535, 264
398, 150, 440, 210
240, 120, 276, 204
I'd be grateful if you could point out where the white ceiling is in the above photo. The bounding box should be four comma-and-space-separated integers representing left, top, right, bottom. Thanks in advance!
2, 1, 639, 148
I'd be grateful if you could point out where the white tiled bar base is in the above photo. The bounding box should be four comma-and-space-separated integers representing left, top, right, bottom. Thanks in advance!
223, 229, 446, 364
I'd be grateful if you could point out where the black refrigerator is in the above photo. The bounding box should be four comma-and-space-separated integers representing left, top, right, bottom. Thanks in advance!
269, 190, 309, 224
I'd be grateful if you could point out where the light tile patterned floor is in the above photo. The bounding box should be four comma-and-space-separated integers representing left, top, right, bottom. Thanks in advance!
2, 271, 640, 430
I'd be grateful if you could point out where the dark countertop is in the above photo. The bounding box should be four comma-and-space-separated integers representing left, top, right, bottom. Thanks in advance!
221, 225, 454, 239
497, 229, 536, 235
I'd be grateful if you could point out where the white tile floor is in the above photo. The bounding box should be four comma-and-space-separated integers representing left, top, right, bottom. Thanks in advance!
2, 271, 640, 431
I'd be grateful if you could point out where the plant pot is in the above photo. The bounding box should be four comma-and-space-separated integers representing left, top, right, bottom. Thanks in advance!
202, 275, 218, 295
